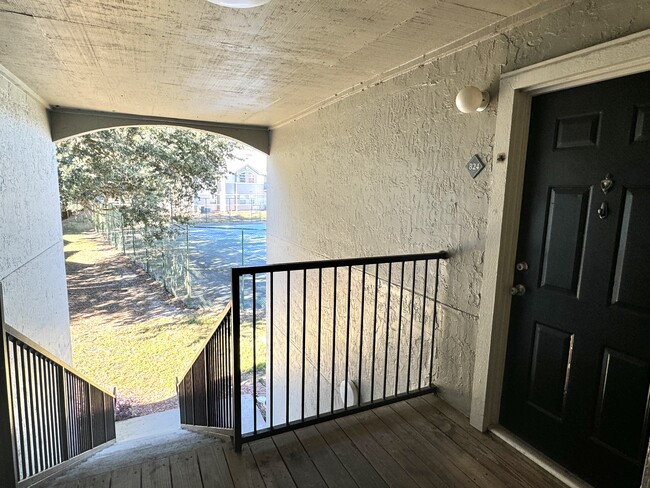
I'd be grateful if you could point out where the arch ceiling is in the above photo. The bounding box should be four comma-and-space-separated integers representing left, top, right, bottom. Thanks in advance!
0, 0, 543, 128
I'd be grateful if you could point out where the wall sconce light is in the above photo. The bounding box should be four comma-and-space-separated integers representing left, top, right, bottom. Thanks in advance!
455, 86, 490, 113
207, 0, 270, 8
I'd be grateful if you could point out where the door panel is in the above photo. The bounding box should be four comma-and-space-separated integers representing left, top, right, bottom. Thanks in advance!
501, 71, 650, 488
593, 348, 650, 462
555, 112, 602, 149
540, 187, 590, 294
632, 104, 650, 142
612, 187, 650, 312
527, 323, 574, 421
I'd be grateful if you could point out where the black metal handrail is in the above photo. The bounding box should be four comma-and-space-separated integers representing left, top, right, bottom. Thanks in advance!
178, 304, 233, 436
178, 251, 449, 452
232, 251, 448, 449
1, 310, 116, 486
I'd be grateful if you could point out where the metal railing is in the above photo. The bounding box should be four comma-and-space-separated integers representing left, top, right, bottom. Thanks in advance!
179, 251, 448, 451
0, 296, 116, 487
178, 305, 233, 437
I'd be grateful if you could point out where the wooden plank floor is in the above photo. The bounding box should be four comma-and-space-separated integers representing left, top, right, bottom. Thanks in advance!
48, 394, 568, 488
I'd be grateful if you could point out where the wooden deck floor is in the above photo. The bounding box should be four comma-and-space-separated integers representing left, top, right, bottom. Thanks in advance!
48, 394, 567, 488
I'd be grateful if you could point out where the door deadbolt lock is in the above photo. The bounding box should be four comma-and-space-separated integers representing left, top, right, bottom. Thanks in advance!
515, 262, 528, 272
511, 284, 526, 296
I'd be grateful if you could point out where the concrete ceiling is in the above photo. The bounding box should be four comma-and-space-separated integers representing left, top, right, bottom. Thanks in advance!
0, 0, 543, 127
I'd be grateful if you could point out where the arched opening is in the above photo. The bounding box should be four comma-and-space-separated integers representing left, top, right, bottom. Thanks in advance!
49, 108, 270, 154
57, 125, 267, 448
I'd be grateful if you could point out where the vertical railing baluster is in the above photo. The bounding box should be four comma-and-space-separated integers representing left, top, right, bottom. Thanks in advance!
224, 324, 228, 427
252, 273, 257, 434
231, 271, 242, 451
344, 266, 351, 410
371, 264, 379, 403
418, 260, 429, 390
285, 271, 291, 426
47, 361, 56, 467
60, 371, 69, 461
269, 272, 274, 429
217, 331, 221, 427
45, 359, 54, 468
27, 350, 38, 476
331, 267, 337, 414
86, 382, 92, 451
203, 349, 209, 429
218, 321, 222, 427
216, 319, 220, 427
215, 330, 219, 427
358, 265, 366, 405
44, 359, 52, 468
39, 357, 51, 469
209, 335, 214, 427
383, 264, 392, 400
217, 330, 222, 427
407, 261, 417, 393
33, 355, 43, 472
41, 358, 50, 468
0, 327, 18, 487
429, 259, 440, 386
27, 348, 36, 475
316, 268, 322, 418
395, 262, 405, 397
227, 311, 232, 429
53, 364, 62, 464
66, 373, 73, 459
221, 328, 226, 426
13, 340, 27, 479
301, 269, 307, 422
37, 358, 46, 471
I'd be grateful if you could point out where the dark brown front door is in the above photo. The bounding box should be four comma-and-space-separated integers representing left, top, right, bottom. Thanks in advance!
500, 71, 650, 487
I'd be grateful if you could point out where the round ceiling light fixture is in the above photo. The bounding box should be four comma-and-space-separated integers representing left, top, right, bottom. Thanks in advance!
207, 0, 270, 8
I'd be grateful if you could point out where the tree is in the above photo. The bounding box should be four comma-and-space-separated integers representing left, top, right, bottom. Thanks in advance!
57, 127, 237, 240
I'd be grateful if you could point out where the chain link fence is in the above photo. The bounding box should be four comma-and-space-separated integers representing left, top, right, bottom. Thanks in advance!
92, 206, 265, 308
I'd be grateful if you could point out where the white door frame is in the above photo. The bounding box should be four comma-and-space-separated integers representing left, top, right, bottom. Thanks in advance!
470, 29, 650, 432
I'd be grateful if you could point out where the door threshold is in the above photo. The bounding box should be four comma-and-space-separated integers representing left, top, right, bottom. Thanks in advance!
489, 426, 594, 488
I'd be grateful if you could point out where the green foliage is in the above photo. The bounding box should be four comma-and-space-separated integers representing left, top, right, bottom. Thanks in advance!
57, 127, 237, 241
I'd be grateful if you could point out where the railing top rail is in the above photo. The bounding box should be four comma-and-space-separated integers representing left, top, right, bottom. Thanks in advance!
178, 302, 232, 380
232, 251, 450, 276
2, 323, 115, 397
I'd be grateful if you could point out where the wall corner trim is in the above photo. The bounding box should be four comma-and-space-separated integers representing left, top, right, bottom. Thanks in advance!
0, 62, 49, 108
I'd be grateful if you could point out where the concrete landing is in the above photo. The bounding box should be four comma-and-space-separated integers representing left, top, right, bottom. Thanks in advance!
48, 410, 216, 486
46, 399, 266, 486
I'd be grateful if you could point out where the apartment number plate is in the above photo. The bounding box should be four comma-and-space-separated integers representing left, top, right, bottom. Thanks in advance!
466, 154, 485, 178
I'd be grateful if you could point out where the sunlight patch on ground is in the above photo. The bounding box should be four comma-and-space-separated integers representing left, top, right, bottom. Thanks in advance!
71, 312, 219, 406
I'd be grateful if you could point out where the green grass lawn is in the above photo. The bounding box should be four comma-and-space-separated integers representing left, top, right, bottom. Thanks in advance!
63, 216, 266, 415
71, 313, 220, 406
71, 313, 267, 412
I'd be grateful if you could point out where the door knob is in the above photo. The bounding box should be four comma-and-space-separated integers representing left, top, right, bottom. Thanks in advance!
515, 261, 528, 272
598, 201, 608, 219
511, 284, 526, 296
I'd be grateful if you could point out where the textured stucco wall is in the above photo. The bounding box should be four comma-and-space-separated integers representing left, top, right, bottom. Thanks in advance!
0, 73, 71, 362
267, 0, 650, 417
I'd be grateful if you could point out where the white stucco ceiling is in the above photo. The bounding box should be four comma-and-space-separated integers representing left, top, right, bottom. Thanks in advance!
0, 0, 544, 127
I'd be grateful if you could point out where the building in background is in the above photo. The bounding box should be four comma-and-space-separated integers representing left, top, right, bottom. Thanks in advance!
194, 149, 267, 213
